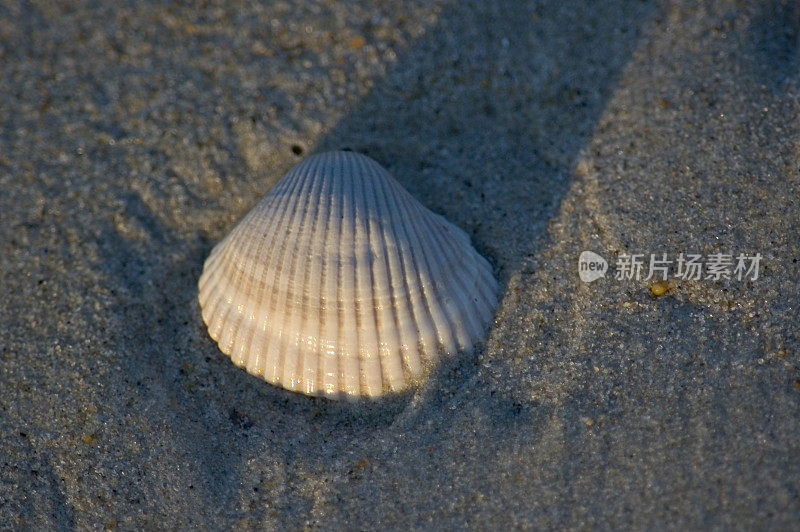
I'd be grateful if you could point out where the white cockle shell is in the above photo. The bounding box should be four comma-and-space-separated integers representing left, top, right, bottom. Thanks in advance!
198, 151, 498, 399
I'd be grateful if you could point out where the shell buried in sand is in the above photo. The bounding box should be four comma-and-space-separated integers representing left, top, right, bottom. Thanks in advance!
198, 151, 498, 399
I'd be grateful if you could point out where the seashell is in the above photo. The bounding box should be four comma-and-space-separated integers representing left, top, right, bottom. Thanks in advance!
198, 151, 498, 399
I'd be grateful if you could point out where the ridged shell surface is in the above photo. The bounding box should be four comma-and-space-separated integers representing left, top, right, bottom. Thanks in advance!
198, 151, 498, 398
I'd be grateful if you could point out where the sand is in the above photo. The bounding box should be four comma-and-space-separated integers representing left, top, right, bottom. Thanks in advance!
1, 0, 798, 528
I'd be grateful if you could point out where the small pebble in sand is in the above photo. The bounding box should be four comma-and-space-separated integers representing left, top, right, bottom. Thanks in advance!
650, 281, 669, 296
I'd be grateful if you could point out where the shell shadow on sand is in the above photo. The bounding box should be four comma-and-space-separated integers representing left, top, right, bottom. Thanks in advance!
91, 0, 658, 526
